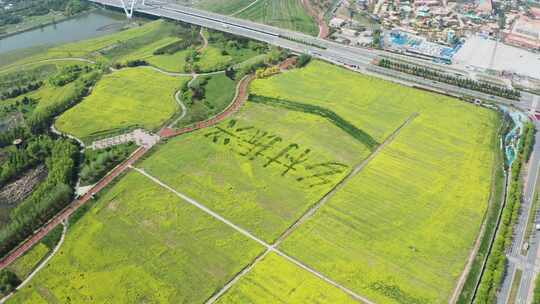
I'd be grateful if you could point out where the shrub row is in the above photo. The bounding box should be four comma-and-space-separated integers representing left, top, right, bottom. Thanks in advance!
49, 65, 89, 87
475, 120, 535, 303
79, 143, 136, 186
0, 81, 42, 100
249, 94, 379, 150
255, 66, 280, 79
378, 59, 521, 100
112, 59, 148, 70
153, 40, 194, 55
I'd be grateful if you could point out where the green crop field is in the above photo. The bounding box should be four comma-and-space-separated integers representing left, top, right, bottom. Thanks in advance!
8, 243, 50, 279
55, 67, 187, 140
237, 0, 319, 35
141, 100, 372, 243
217, 252, 356, 303
9, 172, 263, 303
249, 61, 500, 303
190, 0, 257, 15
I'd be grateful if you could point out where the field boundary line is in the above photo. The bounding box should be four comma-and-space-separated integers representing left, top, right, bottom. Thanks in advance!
205, 249, 272, 303
0, 220, 68, 304
131, 166, 374, 304
229, 0, 260, 17
273, 112, 419, 246
449, 124, 508, 303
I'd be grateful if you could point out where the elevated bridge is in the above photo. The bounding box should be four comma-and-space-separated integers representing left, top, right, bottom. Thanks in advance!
88, 0, 539, 110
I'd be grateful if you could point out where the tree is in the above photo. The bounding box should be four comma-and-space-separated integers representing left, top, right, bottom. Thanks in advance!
0, 269, 20, 295
297, 54, 312, 68
372, 29, 382, 48
498, 11, 506, 30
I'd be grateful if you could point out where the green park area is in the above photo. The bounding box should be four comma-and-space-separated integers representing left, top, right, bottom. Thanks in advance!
55, 67, 185, 141
0, 10, 503, 302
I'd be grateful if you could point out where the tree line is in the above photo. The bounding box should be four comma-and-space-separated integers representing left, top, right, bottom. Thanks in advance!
0, 0, 89, 30
475, 120, 535, 303
378, 59, 521, 100
0, 66, 102, 259
0, 81, 42, 101
0, 136, 78, 258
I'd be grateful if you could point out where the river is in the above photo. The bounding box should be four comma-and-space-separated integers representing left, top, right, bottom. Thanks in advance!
0, 9, 127, 55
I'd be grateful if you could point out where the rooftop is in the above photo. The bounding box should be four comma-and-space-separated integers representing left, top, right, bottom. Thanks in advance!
453, 36, 540, 79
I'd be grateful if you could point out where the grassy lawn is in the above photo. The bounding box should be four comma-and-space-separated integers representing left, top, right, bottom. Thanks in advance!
121, 36, 181, 62
141, 101, 371, 243
146, 50, 192, 73
0, 20, 169, 70
249, 61, 501, 303
509, 269, 523, 304
177, 73, 236, 127
7, 243, 50, 279
55, 67, 187, 140
9, 172, 263, 303
197, 46, 234, 72
121, 36, 192, 73
217, 252, 357, 303
237, 0, 319, 35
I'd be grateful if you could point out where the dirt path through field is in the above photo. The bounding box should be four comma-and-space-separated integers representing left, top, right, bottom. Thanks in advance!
301, 0, 330, 38
198, 27, 208, 51
274, 112, 419, 246
131, 166, 374, 304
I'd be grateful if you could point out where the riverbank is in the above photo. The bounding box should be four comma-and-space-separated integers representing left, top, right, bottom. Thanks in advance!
0, 8, 101, 40
0, 9, 129, 57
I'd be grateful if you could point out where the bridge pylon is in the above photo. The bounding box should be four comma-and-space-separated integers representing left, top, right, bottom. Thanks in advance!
119, 0, 139, 18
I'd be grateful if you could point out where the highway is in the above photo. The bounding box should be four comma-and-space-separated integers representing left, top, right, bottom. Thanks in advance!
89, 0, 539, 111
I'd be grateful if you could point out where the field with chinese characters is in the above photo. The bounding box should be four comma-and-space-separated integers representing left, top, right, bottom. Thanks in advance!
5, 58, 500, 304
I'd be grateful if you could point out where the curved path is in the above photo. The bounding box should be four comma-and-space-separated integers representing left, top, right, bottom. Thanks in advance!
141, 65, 225, 77
159, 74, 254, 138
0, 221, 68, 304
167, 88, 188, 128
301, 0, 330, 39
198, 27, 209, 51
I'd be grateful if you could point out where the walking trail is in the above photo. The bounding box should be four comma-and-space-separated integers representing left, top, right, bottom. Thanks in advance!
131, 166, 374, 304
301, 0, 330, 39
0, 221, 68, 304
